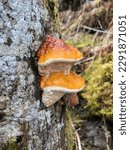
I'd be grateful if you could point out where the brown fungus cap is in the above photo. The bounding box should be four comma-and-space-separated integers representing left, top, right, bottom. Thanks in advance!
37, 35, 83, 66
40, 72, 85, 93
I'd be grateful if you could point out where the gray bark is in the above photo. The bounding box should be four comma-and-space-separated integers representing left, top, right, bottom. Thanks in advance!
0, 0, 65, 149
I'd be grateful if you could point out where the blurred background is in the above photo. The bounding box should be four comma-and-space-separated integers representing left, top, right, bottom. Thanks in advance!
59, 0, 113, 149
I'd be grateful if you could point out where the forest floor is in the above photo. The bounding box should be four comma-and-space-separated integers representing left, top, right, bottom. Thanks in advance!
59, 0, 113, 149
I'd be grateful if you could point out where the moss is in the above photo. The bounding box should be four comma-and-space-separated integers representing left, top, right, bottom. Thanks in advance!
6, 137, 18, 150
45, 0, 60, 33
1, 137, 18, 150
65, 34, 103, 51
81, 53, 113, 118
65, 110, 75, 150
1, 123, 29, 150
66, 35, 93, 50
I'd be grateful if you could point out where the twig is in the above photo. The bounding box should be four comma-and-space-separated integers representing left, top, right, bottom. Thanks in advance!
98, 20, 103, 30
81, 25, 113, 35
70, 119, 82, 150
102, 26, 113, 45
92, 31, 99, 43
74, 56, 95, 65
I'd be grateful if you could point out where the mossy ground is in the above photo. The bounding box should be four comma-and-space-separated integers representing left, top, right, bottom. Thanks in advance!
64, 32, 113, 118
81, 53, 113, 118
60, 0, 113, 149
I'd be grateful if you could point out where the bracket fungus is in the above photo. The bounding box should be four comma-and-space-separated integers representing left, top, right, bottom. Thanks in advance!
37, 35, 83, 77
37, 35, 85, 107
40, 72, 85, 107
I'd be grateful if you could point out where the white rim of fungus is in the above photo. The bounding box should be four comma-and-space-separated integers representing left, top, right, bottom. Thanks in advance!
44, 85, 85, 93
38, 58, 83, 66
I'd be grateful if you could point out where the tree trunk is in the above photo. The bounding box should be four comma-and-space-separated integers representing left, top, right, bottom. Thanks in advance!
0, 0, 66, 149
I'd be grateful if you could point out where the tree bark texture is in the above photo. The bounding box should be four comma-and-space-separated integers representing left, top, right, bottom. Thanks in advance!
0, 0, 65, 149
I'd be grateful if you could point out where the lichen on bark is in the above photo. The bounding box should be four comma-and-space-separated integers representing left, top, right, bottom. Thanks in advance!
0, 0, 65, 149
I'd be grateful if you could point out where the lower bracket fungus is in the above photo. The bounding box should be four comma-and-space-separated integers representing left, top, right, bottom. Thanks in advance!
37, 35, 85, 107
40, 72, 85, 107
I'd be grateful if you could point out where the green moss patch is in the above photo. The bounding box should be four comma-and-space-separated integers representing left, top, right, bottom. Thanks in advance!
81, 53, 113, 118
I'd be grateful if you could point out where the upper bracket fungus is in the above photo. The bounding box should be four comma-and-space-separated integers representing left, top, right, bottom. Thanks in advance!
37, 35, 85, 107
37, 35, 83, 77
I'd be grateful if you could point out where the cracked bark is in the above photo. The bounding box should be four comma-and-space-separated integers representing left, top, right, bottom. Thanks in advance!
0, 0, 65, 149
